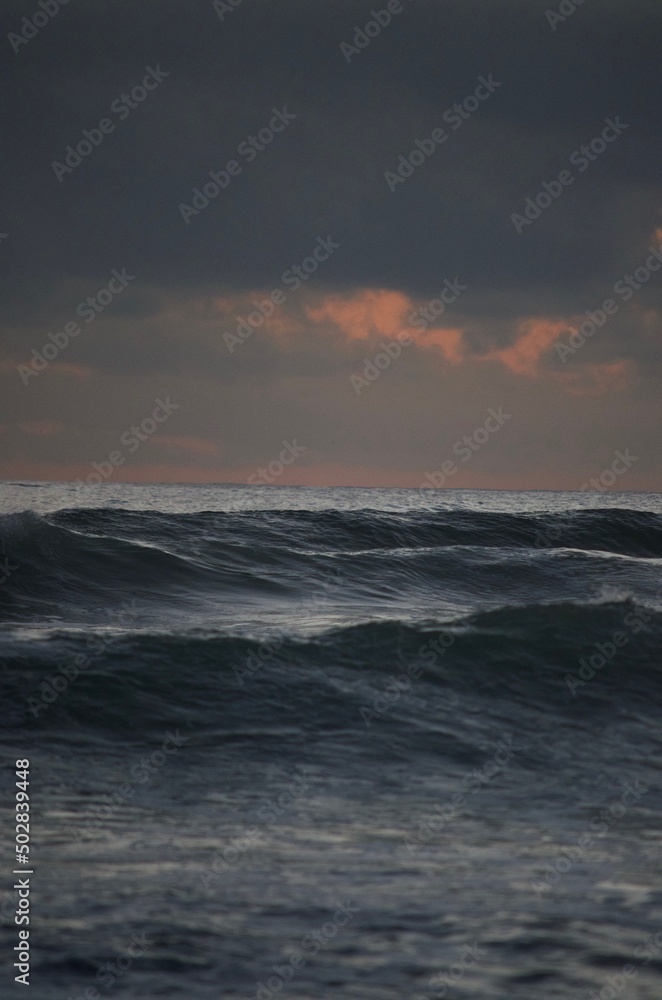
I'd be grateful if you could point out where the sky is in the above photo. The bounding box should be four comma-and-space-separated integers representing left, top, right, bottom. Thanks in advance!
1, 0, 660, 490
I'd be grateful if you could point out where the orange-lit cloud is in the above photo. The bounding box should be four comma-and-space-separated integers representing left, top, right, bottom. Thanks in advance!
306, 289, 412, 341
552, 360, 637, 395
487, 318, 570, 376
481, 319, 638, 393
205, 292, 304, 341
416, 326, 465, 364
305, 288, 467, 363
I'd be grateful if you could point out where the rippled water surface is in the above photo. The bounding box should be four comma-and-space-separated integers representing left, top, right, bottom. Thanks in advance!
2, 483, 662, 999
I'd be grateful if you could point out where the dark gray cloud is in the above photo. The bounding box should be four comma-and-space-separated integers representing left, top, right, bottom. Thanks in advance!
0, 0, 660, 486
1, 0, 660, 308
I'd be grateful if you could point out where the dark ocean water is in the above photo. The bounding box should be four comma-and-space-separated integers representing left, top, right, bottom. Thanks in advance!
1, 483, 662, 999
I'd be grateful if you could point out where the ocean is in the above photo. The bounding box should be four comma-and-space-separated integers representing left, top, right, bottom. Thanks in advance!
2, 482, 662, 999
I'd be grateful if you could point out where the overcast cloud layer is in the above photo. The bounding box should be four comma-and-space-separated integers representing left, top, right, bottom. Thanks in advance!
1, 0, 660, 489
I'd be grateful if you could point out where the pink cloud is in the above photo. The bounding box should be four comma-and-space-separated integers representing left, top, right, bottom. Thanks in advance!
305, 288, 467, 363
486, 318, 570, 376
552, 359, 637, 395
416, 326, 466, 364
306, 289, 412, 341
